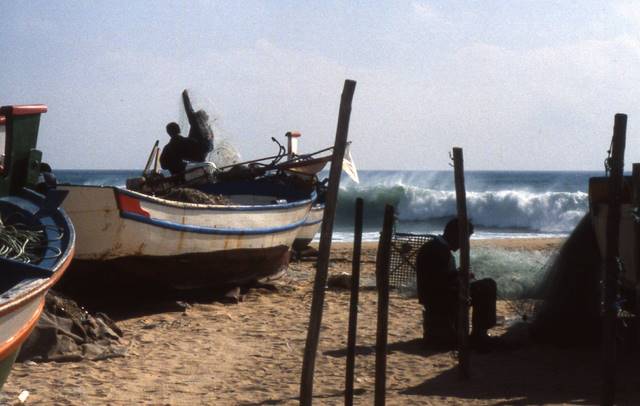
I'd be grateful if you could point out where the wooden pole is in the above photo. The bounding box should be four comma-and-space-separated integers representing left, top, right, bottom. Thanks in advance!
345, 198, 363, 406
452, 147, 471, 379
300, 79, 357, 405
374, 204, 394, 406
633, 163, 640, 348
602, 113, 626, 406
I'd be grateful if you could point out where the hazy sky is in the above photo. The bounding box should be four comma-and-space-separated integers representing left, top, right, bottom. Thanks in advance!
2, 1, 640, 170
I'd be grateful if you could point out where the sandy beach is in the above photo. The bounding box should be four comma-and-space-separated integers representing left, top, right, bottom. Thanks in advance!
2, 238, 640, 405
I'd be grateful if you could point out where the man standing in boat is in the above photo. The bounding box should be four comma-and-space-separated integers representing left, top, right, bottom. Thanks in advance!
160, 89, 214, 175
415, 218, 498, 350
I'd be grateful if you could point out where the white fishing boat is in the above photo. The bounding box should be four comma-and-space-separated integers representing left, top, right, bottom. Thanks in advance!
293, 202, 324, 250
56, 92, 356, 293
58, 174, 316, 291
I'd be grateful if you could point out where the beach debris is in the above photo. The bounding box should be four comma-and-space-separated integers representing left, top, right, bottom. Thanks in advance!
219, 286, 242, 304
18, 390, 29, 404
327, 272, 352, 290
175, 300, 190, 312
17, 291, 126, 363
291, 246, 319, 261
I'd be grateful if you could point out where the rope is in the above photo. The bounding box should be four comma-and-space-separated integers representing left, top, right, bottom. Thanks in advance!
0, 213, 64, 264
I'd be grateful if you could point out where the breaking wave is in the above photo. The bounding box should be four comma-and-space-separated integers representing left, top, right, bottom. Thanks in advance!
336, 184, 588, 233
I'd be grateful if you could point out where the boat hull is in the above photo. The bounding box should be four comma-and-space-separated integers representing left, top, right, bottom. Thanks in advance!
58, 183, 314, 290
0, 189, 75, 390
63, 245, 289, 294
293, 203, 324, 250
0, 295, 44, 389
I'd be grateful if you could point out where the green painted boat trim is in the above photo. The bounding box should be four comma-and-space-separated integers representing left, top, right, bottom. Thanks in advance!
0, 346, 20, 390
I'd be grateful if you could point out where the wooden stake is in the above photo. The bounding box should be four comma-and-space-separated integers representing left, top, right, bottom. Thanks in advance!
300, 79, 357, 405
602, 113, 626, 406
345, 198, 363, 406
633, 163, 640, 348
452, 147, 471, 379
374, 204, 394, 406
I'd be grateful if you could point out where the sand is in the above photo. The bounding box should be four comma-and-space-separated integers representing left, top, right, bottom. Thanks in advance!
2, 238, 640, 405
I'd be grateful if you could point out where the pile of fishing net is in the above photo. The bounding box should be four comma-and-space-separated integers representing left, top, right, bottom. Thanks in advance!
17, 291, 126, 363
160, 187, 231, 205
527, 214, 602, 345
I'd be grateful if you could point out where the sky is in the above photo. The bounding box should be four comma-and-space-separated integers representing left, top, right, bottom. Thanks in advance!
2, 1, 640, 170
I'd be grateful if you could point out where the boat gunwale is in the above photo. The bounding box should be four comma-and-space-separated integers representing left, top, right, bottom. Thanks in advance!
0, 190, 76, 317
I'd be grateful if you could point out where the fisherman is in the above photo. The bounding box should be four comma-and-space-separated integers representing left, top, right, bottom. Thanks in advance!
159, 90, 214, 175
415, 218, 497, 350
159, 122, 198, 175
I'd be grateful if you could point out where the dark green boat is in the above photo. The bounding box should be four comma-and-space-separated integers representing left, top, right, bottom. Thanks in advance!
0, 104, 75, 389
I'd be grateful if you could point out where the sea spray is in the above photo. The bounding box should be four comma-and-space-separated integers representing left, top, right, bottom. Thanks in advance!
336, 183, 588, 234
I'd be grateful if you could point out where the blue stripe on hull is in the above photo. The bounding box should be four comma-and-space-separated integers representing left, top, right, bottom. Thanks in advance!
120, 212, 307, 235
303, 218, 323, 226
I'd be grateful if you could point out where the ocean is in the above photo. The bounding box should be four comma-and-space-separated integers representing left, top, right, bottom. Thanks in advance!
56, 169, 594, 241
55, 169, 596, 297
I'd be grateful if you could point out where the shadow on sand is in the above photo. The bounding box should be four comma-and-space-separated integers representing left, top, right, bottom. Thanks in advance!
320, 337, 640, 405
400, 344, 640, 405
56, 282, 279, 321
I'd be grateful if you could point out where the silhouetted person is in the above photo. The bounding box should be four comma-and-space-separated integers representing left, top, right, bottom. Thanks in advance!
160, 90, 215, 176
415, 218, 497, 350
160, 122, 199, 175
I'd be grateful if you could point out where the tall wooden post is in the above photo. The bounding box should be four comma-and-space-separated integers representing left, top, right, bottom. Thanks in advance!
452, 147, 471, 379
633, 163, 640, 348
345, 198, 363, 406
602, 113, 626, 406
300, 79, 357, 405
374, 204, 394, 406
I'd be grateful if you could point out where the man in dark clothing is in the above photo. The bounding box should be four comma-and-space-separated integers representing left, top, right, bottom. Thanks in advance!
415, 218, 497, 349
159, 122, 200, 175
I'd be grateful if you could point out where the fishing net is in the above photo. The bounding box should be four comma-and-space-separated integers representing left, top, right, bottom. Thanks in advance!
176, 89, 241, 168
386, 216, 603, 346
529, 214, 602, 345
0, 213, 63, 264
160, 187, 231, 205
388, 232, 433, 289
208, 138, 241, 168
17, 291, 126, 363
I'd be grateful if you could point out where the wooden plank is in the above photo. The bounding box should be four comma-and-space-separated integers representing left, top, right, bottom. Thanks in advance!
299, 79, 357, 405
452, 147, 471, 379
374, 204, 394, 406
602, 113, 627, 406
345, 197, 364, 406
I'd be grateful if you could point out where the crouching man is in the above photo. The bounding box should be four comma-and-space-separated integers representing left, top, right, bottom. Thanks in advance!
415, 218, 497, 350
